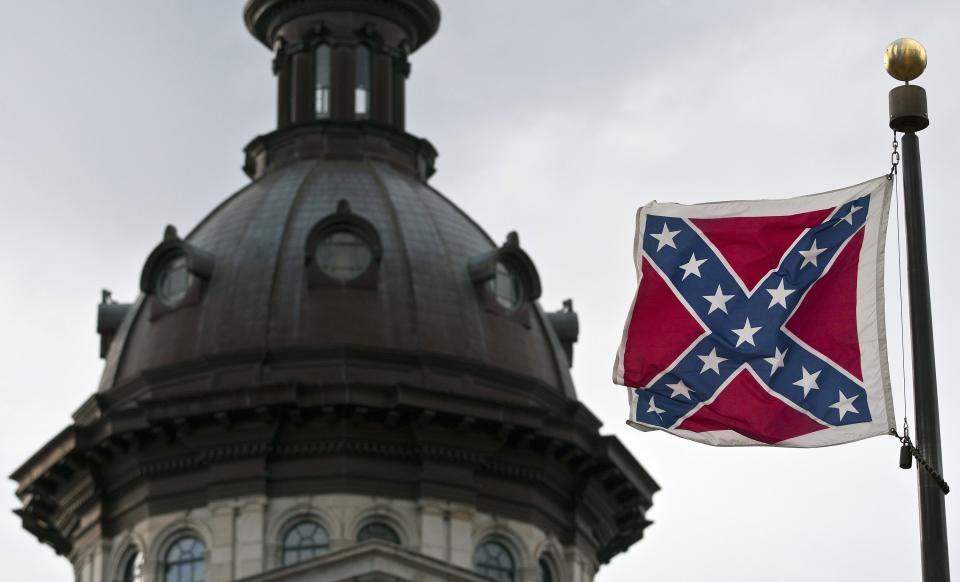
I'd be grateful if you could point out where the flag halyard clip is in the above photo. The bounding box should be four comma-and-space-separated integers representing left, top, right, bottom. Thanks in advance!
892, 427, 950, 495
887, 132, 900, 180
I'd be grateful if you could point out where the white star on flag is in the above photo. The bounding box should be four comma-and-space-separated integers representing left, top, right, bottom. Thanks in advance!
679, 252, 707, 280
650, 224, 680, 251
647, 396, 666, 419
792, 367, 821, 398
732, 318, 761, 347
830, 389, 860, 420
799, 239, 827, 269
766, 279, 795, 309
698, 348, 726, 374
764, 347, 788, 376
666, 379, 694, 400
838, 204, 862, 225
703, 286, 734, 314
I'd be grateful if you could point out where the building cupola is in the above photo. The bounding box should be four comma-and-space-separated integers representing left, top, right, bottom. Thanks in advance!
242, 0, 442, 181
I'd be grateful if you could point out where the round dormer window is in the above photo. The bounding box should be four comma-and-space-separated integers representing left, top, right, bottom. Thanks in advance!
487, 260, 524, 310
155, 253, 193, 307
314, 230, 373, 282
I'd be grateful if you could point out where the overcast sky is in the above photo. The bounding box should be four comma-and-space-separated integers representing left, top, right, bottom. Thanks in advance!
1, 1, 958, 581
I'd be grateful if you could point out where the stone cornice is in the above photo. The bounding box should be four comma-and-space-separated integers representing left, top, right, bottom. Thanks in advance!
10, 381, 657, 562
243, 121, 438, 180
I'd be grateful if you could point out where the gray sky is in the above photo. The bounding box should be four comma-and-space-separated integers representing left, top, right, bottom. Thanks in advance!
1, 1, 958, 580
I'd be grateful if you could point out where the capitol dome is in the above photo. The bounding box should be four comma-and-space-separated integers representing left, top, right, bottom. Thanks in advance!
98, 157, 576, 403
13, 2, 657, 581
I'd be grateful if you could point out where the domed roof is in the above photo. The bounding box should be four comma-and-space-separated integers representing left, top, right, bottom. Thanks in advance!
99, 159, 577, 402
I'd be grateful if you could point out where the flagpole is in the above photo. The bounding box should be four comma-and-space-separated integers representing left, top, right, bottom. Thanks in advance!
886, 38, 950, 582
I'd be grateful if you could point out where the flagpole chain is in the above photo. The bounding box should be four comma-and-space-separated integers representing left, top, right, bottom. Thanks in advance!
892, 429, 951, 494
887, 132, 900, 179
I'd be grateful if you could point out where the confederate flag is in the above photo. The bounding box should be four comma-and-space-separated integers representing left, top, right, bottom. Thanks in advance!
613, 177, 895, 446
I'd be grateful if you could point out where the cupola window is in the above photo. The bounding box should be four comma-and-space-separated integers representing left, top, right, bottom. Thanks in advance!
315, 230, 373, 282
155, 252, 193, 307
305, 199, 382, 289
163, 536, 205, 582
357, 521, 401, 544
315, 44, 332, 119
282, 520, 330, 566
355, 44, 371, 118
474, 541, 515, 582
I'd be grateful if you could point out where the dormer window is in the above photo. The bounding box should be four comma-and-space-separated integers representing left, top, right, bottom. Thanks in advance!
469, 232, 542, 322
315, 44, 331, 119
306, 200, 382, 289
141, 226, 214, 318
487, 260, 523, 310
156, 252, 193, 307
355, 44, 371, 118
315, 230, 373, 281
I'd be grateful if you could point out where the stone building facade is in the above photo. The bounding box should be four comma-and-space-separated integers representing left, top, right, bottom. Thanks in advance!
77, 494, 601, 582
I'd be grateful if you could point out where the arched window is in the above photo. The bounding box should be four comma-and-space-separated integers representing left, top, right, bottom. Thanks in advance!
474, 541, 515, 582
163, 536, 205, 582
121, 549, 144, 582
355, 44, 371, 118
282, 520, 330, 566
536, 558, 554, 582
315, 44, 332, 119
357, 521, 400, 544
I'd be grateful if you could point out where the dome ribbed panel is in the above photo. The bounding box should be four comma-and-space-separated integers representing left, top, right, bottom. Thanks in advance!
206, 162, 313, 355
372, 164, 488, 359
411, 176, 492, 362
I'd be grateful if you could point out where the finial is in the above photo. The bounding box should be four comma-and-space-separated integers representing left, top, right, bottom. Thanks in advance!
886, 38, 930, 132
164, 225, 179, 242
885, 38, 927, 83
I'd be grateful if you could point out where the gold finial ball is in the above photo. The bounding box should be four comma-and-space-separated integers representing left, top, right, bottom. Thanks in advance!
885, 38, 927, 82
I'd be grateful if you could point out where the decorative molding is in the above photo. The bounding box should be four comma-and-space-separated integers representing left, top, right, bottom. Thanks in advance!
244, 0, 441, 51
13, 393, 655, 565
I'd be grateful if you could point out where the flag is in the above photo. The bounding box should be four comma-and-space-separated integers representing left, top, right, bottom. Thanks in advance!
613, 177, 894, 446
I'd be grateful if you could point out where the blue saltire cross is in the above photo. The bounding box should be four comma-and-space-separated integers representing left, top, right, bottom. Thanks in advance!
637, 194, 872, 429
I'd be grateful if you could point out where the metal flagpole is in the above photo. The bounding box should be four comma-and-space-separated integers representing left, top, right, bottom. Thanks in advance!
885, 38, 950, 582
